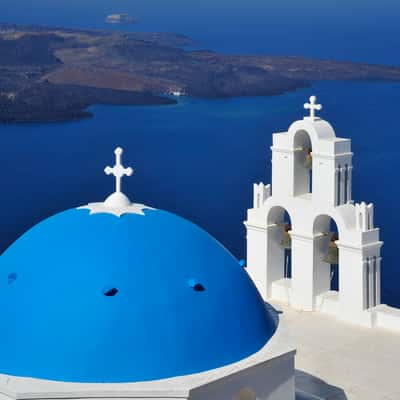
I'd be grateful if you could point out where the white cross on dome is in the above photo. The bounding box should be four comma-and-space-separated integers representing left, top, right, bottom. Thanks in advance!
79, 146, 154, 217
104, 147, 134, 194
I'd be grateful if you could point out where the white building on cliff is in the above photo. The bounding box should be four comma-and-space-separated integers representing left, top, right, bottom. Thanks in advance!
245, 95, 400, 331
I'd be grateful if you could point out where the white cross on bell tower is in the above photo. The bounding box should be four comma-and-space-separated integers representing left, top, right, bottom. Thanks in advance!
304, 95, 322, 120
103, 147, 134, 208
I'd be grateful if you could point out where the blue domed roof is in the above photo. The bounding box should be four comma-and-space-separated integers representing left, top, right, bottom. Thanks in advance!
0, 208, 277, 383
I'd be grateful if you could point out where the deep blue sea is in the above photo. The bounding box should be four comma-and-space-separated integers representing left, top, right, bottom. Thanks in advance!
1, 0, 400, 306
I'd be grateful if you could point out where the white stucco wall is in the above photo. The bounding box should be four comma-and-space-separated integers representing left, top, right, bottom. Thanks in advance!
245, 110, 387, 329
189, 353, 295, 400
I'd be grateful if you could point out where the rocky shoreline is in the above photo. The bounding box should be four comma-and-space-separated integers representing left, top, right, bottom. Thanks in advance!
1, 24, 400, 123
0, 82, 175, 123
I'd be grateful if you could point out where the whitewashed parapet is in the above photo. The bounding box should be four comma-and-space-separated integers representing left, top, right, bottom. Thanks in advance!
355, 202, 374, 232
253, 183, 271, 208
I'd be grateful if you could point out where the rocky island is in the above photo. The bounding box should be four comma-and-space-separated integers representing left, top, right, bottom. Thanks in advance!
1, 23, 400, 122
105, 14, 137, 25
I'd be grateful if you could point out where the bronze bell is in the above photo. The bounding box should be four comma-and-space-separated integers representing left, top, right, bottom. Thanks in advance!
276, 222, 292, 249
280, 231, 292, 249
323, 236, 339, 265
304, 149, 312, 170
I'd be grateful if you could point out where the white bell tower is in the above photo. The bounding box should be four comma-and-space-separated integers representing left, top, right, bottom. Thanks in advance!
245, 96, 383, 327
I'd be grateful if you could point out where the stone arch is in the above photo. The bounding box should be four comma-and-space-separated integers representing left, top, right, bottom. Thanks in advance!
267, 205, 293, 227
286, 120, 337, 204
293, 129, 312, 149
313, 210, 347, 239
266, 205, 293, 280
234, 388, 256, 400
288, 119, 336, 154
293, 129, 313, 196
313, 214, 341, 294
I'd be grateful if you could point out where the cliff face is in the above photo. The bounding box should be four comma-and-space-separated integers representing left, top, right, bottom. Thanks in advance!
0, 83, 176, 123
0, 34, 62, 66
1, 24, 400, 122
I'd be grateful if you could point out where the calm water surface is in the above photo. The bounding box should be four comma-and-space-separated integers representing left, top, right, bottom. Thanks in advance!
1, 1, 400, 305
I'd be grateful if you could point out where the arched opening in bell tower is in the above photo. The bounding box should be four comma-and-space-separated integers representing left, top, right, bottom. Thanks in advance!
293, 130, 313, 197
313, 215, 340, 296
267, 206, 293, 283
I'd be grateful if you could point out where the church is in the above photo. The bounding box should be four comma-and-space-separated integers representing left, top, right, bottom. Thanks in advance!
0, 96, 399, 400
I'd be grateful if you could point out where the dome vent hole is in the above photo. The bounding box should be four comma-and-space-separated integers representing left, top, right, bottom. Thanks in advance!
103, 287, 118, 297
8, 273, 17, 285
188, 279, 205, 292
